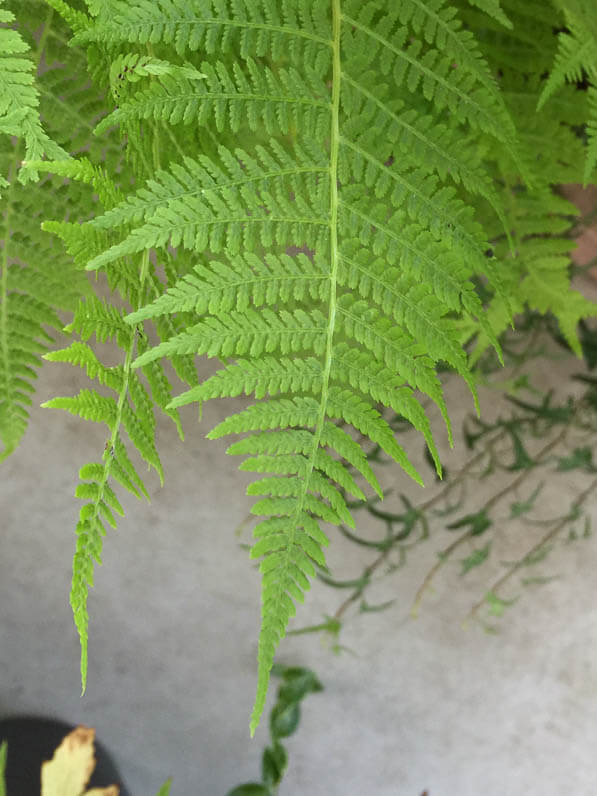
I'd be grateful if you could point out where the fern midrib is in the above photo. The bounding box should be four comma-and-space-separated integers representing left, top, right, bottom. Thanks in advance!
299, 0, 341, 527
129, 214, 329, 234
250, 0, 342, 736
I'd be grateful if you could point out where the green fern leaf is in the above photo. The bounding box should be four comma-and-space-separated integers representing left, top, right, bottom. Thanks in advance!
0, 1, 69, 183
585, 87, 597, 186
537, 21, 597, 111
466, 0, 512, 28
74, 0, 520, 733
96, 56, 322, 138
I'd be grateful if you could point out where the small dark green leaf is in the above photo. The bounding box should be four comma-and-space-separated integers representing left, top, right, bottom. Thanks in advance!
510, 482, 544, 518
506, 429, 535, 471
270, 701, 300, 739
460, 543, 491, 575
506, 392, 573, 423
261, 742, 288, 787
521, 575, 560, 586
557, 447, 594, 472
359, 598, 396, 613
446, 509, 492, 536
226, 785, 271, 796
153, 779, 172, 796
485, 591, 518, 617
276, 667, 323, 702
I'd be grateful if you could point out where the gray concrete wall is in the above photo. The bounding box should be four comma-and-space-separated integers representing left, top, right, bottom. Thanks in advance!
2, 309, 597, 795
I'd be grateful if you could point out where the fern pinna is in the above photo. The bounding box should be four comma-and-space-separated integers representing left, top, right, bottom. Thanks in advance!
3, 0, 595, 734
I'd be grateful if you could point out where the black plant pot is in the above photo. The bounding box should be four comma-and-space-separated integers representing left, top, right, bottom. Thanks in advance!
0, 716, 130, 796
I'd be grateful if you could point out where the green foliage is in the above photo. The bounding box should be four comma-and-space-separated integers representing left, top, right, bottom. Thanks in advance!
0, 740, 6, 796
0, 0, 68, 187
538, 0, 597, 185
227, 665, 322, 796
154, 779, 173, 796
0, 2, 97, 461
2, 0, 596, 735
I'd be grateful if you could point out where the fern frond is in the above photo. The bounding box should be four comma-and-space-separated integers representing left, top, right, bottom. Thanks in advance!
0, 1, 68, 183
65, 295, 132, 347
97, 56, 325, 139
585, 86, 597, 186
26, 157, 123, 211
86, 142, 329, 270
127, 253, 328, 322
228, 428, 376, 499
342, 1, 514, 142
134, 307, 327, 364
536, 7, 597, 185
466, 0, 512, 28
1, 0, 124, 460
7, 0, 592, 735
0, 164, 88, 459
72, 0, 520, 732
537, 20, 597, 111
72, 0, 330, 60
42, 0, 90, 33
41, 295, 165, 688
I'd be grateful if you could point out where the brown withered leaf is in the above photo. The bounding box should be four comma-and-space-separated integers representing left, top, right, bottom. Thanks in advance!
40, 726, 119, 796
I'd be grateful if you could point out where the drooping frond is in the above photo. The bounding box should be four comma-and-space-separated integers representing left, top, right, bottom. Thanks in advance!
36, 155, 197, 685
39, 247, 192, 687
61, 0, 527, 733
0, 1, 124, 459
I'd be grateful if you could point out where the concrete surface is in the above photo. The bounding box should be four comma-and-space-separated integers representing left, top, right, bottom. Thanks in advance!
2, 311, 597, 795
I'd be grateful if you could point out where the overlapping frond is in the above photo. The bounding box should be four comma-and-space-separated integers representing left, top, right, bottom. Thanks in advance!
537, 2, 597, 186
0, 2, 121, 459
0, 1, 68, 185
466, 0, 511, 28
